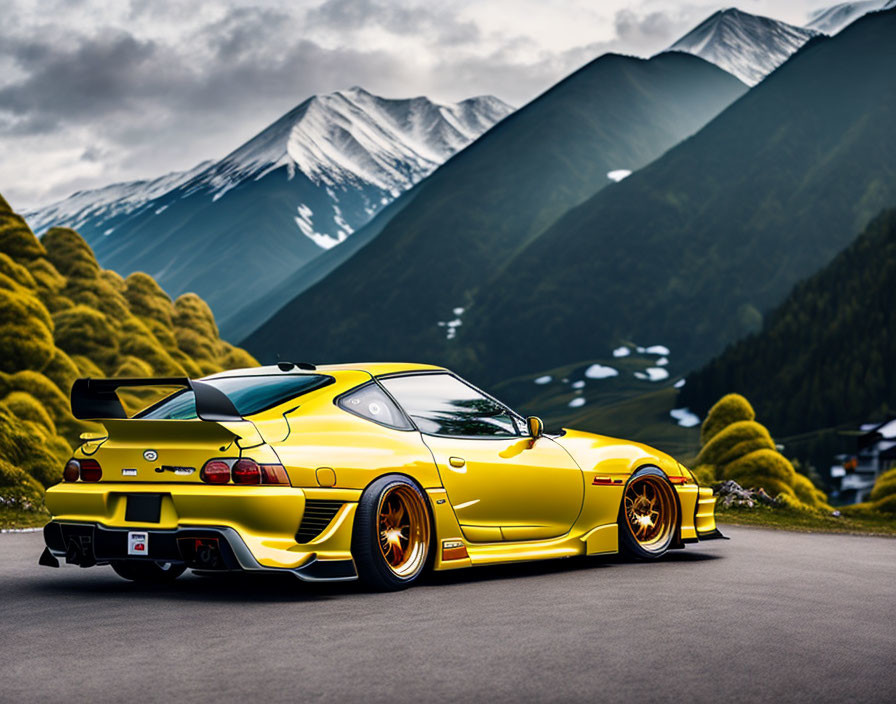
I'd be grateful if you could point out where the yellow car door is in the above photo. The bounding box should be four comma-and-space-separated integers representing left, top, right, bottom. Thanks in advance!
379, 373, 584, 543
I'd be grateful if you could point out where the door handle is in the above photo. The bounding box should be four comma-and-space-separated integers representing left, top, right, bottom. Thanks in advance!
448, 457, 466, 468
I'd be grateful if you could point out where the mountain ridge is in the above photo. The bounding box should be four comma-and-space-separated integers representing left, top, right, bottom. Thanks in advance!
25, 88, 513, 319
664, 7, 818, 85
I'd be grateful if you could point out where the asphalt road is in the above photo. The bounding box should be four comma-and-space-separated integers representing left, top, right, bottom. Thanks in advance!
1, 526, 894, 703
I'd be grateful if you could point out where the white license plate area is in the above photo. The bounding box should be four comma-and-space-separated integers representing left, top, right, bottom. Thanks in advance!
127, 531, 149, 556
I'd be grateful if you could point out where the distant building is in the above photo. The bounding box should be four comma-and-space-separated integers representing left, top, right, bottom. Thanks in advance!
829, 419, 896, 503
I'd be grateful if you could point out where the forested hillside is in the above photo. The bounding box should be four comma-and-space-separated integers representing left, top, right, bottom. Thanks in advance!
678, 208, 896, 437
244, 52, 747, 366
0, 194, 257, 521
468, 8, 896, 382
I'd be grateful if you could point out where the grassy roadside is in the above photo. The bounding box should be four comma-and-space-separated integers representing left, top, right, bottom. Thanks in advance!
0, 506, 49, 531
717, 504, 896, 537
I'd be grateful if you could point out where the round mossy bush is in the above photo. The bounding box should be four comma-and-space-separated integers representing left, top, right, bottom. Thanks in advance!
722, 448, 796, 496
701, 393, 755, 445
696, 419, 773, 467
0, 287, 56, 374
124, 272, 174, 327
870, 468, 896, 503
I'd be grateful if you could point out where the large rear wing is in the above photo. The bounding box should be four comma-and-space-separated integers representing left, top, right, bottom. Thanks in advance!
71, 377, 242, 422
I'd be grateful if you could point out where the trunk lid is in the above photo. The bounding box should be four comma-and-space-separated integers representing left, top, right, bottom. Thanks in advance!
82, 419, 263, 483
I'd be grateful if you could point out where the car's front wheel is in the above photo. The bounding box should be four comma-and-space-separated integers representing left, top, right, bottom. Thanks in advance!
619, 468, 679, 559
111, 560, 186, 583
352, 475, 431, 591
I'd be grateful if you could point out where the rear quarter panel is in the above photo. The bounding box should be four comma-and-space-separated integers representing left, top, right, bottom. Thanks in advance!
256, 372, 442, 490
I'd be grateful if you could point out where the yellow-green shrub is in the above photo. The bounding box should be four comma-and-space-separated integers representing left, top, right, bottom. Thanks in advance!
869, 468, 896, 502
791, 472, 829, 509
41, 349, 81, 396
125, 272, 174, 327
53, 305, 119, 369
696, 420, 774, 467
0, 287, 56, 373
2, 391, 55, 434
0, 251, 36, 289
0, 195, 46, 261
701, 393, 755, 445
41, 227, 100, 279
0, 457, 45, 508
723, 448, 797, 495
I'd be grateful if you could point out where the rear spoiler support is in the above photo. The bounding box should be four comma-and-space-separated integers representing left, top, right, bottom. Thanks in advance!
71, 377, 242, 422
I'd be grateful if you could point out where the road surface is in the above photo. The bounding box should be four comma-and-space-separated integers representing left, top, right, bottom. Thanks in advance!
1, 526, 894, 702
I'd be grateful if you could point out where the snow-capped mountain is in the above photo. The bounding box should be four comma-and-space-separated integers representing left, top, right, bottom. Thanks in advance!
806, 0, 895, 34
26, 160, 213, 236
25, 88, 512, 320
665, 8, 819, 85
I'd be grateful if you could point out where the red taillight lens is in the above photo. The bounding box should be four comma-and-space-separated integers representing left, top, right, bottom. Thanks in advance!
63, 459, 80, 482
232, 458, 261, 485
79, 458, 102, 482
201, 460, 231, 484
260, 464, 289, 485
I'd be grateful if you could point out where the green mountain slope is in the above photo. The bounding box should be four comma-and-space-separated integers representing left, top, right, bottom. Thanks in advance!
243, 52, 747, 363
0, 193, 257, 523
467, 8, 896, 382
678, 208, 896, 437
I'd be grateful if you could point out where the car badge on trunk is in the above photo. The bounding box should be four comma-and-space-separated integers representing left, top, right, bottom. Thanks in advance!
143, 449, 158, 462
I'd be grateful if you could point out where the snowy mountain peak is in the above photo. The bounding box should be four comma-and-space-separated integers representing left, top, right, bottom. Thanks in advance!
806, 0, 894, 34
193, 88, 513, 199
665, 8, 819, 85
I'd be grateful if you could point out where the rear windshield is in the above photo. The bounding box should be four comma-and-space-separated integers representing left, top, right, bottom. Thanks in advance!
137, 375, 330, 420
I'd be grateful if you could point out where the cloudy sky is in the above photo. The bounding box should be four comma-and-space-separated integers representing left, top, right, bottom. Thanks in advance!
1, 0, 835, 209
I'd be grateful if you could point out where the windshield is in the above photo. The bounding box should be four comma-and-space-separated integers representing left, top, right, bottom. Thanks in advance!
137, 375, 330, 420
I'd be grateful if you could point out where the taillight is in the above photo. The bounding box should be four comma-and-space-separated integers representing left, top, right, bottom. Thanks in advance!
261, 464, 289, 485
200, 459, 289, 485
79, 458, 102, 482
201, 460, 231, 484
232, 458, 261, 485
63, 460, 80, 482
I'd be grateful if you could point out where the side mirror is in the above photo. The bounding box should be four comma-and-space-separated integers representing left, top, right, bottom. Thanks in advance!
526, 416, 544, 440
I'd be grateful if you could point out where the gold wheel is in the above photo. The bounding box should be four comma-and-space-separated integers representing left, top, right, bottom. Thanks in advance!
623, 474, 676, 553
376, 484, 430, 578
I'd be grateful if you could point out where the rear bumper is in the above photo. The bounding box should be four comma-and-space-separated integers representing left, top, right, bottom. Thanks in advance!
41, 522, 357, 581
42, 482, 361, 579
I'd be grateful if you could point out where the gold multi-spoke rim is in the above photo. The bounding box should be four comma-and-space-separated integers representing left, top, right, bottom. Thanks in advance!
377, 485, 429, 578
624, 475, 675, 551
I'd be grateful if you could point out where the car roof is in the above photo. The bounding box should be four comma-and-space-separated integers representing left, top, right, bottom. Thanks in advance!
204, 362, 445, 380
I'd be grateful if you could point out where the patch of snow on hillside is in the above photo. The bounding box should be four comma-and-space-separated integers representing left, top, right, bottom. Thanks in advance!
585, 364, 619, 379
568, 397, 586, 408
635, 368, 670, 382
655, 357, 669, 366
674, 379, 686, 389
572, 380, 585, 389
607, 170, 632, 182
534, 375, 552, 385
645, 345, 670, 355
295, 204, 344, 249
670, 408, 700, 427
612, 346, 630, 357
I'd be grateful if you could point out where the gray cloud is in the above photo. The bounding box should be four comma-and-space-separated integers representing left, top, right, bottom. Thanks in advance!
0, 0, 827, 208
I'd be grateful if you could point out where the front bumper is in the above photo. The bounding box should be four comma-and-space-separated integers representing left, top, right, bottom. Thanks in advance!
42, 482, 362, 580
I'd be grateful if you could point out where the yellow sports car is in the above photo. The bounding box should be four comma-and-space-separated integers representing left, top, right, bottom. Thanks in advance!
40, 362, 723, 590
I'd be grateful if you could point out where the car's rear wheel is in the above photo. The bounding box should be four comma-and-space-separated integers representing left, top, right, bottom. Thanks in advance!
352, 475, 431, 591
111, 560, 186, 583
619, 468, 678, 559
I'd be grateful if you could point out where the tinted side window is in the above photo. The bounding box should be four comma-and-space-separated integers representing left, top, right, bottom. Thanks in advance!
338, 383, 413, 431
380, 374, 517, 437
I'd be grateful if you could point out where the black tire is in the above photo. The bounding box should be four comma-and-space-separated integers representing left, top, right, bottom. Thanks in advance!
618, 467, 679, 560
352, 474, 432, 591
111, 560, 187, 583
